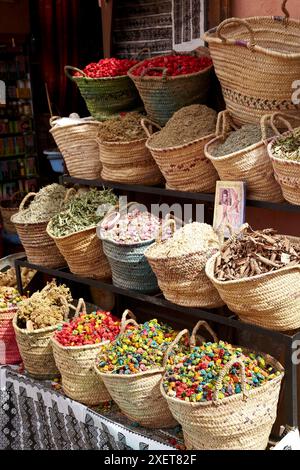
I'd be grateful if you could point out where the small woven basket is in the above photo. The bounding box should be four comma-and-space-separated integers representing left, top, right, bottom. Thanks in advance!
100, 203, 158, 292
146, 125, 218, 193
0, 288, 21, 364
13, 295, 71, 379
94, 312, 177, 428
161, 324, 284, 450
0, 192, 24, 234
98, 119, 163, 185
145, 219, 224, 308
128, 49, 212, 126
11, 193, 65, 268
204, 111, 283, 202
51, 299, 113, 405
47, 188, 111, 279
205, 228, 300, 331
65, 66, 140, 121
267, 113, 300, 206
49, 116, 102, 180
203, 2, 300, 125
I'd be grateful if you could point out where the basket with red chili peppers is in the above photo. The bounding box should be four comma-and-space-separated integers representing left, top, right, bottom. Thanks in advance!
65, 58, 141, 120
51, 299, 123, 406
128, 53, 213, 125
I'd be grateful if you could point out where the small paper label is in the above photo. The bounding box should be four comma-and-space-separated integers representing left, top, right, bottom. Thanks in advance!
0, 81, 6, 105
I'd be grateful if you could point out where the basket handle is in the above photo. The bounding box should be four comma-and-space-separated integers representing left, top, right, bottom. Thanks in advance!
140, 118, 161, 138
120, 318, 139, 335
162, 329, 190, 368
281, 0, 290, 22
270, 112, 296, 136
133, 48, 151, 60
64, 65, 87, 81
74, 298, 87, 318
190, 321, 218, 348
213, 356, 249, 404
215, 110, 237, 139
19, 192, 36, 211
11, 191, 23, 203
64, 187, 77, 203
49, 115, 61, 127
141, 66, 168, 81
217, 18, 256, 50
120, 309, 137, 334
156, 218, 177, 243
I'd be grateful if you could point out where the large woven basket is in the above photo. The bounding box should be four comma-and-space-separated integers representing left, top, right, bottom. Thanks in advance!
51, 299, 113, 405
161, 325, 284, 450
205, 231, 300, 331
0, 291, 21, 364
0, 192, 24, 234
94, 312, 177, 428
146, 126, 218, 193
203, 2, 300, 125
49, 116, 102, 180
267, 113, 300, 206
128, 50, 212, 126
65, 66, 140, 121
204, 111, 283, 202
145, 219, 224, 308
97, 119, 163, 185
12, 296, 71, 379
11, 193, 65, 268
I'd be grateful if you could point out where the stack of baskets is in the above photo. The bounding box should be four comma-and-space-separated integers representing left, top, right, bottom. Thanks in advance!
203, 1, 300, 125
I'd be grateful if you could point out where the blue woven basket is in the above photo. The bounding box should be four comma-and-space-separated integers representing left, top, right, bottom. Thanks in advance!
102, 238, 158, 293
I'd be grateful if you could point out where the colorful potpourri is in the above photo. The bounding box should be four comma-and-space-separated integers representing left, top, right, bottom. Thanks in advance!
55, 311, 121, 347
130, 55, 212, 77
163, 340, 281, 402
96, 319, 178, 374
100, 208, 172, 245
0, 287, 24, 311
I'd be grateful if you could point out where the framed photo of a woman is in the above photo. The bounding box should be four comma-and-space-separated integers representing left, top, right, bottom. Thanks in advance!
213, 181, 246, 239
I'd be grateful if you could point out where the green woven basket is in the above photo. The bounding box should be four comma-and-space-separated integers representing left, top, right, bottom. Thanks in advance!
128, 50, 213, 126
65, 66, 141, 121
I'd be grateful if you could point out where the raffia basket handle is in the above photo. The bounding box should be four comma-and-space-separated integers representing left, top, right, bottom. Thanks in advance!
49, 115, 61, 127
281, 0, 290, 22
64, 65, 87, 81
120, 308, 136, 326
270, 112, 296, 135
217, 18, 256, 50
19, 192, 36, 211
141, 66, 168, 81
156, 218, 177, 243
120, 318, 139, 335
74, 298, 87, 318
215, 110, 238, 140
162, 329, 190, 368
141, 118, 161, 138
133, 47, 151, 60
213, 356, 249, 404
190, 320, 218, 348
64, 187, 77, 202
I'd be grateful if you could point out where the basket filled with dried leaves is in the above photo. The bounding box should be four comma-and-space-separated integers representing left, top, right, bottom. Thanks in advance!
13, 280, 73, 379
205, 224, 300, 331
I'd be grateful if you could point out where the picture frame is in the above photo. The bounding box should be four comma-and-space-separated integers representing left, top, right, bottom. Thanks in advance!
213, 181, 246, 239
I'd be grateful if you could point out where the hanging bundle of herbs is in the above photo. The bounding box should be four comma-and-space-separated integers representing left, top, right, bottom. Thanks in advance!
48, 188, 117, 237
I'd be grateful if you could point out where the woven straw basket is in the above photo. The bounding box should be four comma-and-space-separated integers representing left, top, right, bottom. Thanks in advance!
97, 119, 163, 185
12, 295, 71, 379
11, 193, 65, 268
145, 219, 224, 308
50, 116, 102, 180
100, 203, 158, 293
51, 299, 112, 405
65, 66, 140, 121
0, 192, 23, 234
0, 290, 21, 364
161, 323, 284, 450
203, 1, 300, 125
146, 127, 218, 193
47, 188, 111, 280
205, 230, 300, 331
94, 312, 177, 428
267, 113, 300, 206
128, 49, 212, 126
204, 111, 283, 202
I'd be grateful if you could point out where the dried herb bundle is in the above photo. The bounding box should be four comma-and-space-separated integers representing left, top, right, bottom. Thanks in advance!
213, 125, 274, 158
17, 280, 72, 330
49, 188, 117, 237
272, 129, 300, 161
214, 225, 300, 281
13, 184, 67, 224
